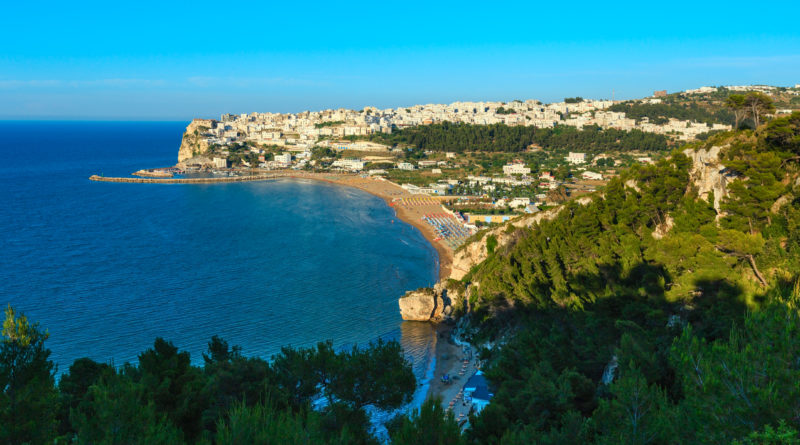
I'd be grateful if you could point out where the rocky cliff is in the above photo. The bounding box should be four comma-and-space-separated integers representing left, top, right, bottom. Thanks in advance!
450, 206, 565, 280
399, 145, 742, 321
177, 119, 216, 165
683, 145, 733, 217
398, 283, 453, 322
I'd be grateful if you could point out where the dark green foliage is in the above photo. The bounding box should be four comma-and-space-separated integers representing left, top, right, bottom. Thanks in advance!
214, 400, 356, 445
359, 122, 668, 154
609, 100, 734, 125
137, 338, 209, 442
71, 372, 184, 444
390, 399, 463, 445
763, 111, 800, 155
485, 234, 498, 254
0, 306, 59, 444
462, 126, 800, 443
57, 357, 114, 436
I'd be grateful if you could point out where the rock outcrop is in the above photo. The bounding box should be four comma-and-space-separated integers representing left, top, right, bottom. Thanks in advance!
683, 145, 733, 217
450, 206, 564, 280
399, 283, 451, 322
177, 119, 216, 164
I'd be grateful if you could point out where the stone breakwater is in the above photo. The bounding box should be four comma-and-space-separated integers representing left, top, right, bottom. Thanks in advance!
89, 174, 277, 184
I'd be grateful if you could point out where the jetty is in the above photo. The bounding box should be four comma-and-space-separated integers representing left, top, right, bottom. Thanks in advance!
89, 174, 277, 184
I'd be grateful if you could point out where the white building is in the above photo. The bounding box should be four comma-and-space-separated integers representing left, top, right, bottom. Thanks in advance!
212, 157, 228, 169
331, 159, 366, 171
274, 153, 292, 167
396, 162, 415, 171
581, 171, 603, 180
502, 163, 531, 175
566, 152, 587, 164
509, 197, 531, 208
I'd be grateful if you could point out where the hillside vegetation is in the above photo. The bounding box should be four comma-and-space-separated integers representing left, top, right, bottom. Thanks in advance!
461, 112, 800, 443
356, 122, 669, 153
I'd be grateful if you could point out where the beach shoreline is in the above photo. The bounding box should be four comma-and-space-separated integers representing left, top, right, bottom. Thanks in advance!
425, 323, 479, 423
92, 169, 462, 408
275, 171, 453, 280
90, 170, 453, 280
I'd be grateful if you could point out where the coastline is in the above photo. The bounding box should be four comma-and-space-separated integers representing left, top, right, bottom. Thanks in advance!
268, 171, 453, 280
90, 170, 453, 280
92, 168, 461, 409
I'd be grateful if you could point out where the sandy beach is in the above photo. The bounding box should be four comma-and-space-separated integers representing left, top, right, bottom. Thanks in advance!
426, 324, 480, 426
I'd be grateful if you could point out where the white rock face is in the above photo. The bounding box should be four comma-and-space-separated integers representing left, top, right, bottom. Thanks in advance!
178, 119, 215, 163
398, 288, 438, 321
398, 283, 451, 321
683, 145, 731, 216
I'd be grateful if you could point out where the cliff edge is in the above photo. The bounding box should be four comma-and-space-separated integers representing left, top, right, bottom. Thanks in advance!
178, 119, 216, 164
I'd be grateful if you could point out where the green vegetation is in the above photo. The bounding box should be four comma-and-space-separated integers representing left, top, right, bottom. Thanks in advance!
0, 311, 416, 444
609, 100, 735, 125
314, 121, 345, 128
564, 97, 584, 103
358, 122, 668, 153
726, 92, 776, 128
494, 107, 516, 115
460, 112, 800, 443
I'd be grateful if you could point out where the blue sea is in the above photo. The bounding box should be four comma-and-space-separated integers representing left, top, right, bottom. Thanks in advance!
0, 121, 439, 394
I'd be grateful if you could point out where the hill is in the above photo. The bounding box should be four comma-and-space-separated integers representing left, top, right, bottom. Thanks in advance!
452, 111, 800, 443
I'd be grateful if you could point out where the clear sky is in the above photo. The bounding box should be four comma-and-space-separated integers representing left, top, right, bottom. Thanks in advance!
2, 0, 799, 120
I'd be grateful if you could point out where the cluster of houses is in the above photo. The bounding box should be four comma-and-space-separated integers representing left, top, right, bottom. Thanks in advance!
191, 86, 761, 155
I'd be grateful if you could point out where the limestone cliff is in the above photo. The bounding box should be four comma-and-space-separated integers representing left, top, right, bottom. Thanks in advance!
399, 283, 451, 322
177, 119, 216, 164
450, 207, 565, 280
683, 145, 734, 217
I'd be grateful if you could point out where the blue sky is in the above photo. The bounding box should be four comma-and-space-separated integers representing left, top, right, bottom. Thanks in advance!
1, 1, 799, 120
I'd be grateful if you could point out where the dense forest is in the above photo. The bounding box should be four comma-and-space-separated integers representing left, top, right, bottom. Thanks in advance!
4, 112, 800, 444
459, 111, 800, 443
608, 100, 735, 126
355, 122, 668, 153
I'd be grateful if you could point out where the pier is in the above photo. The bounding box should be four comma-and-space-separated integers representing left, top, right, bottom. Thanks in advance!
89, 174, 278, 184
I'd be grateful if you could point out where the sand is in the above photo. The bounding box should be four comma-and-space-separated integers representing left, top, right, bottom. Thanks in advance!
427, 324, 480, 426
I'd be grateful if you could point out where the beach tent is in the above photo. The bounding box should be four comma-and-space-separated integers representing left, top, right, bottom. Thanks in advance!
471, 386, 493, 413
463, 371, 488, 394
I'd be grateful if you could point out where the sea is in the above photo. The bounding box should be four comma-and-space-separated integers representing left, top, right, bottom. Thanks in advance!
0, 121, 439, 409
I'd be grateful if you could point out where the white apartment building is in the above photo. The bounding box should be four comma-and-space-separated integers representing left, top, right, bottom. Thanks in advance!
331, 159, 366, 171
396, 162, 415, 171
503, 163, 531, 175
566, 152, 587, 164
274, 153, 292, 166
509, 197, 531, 208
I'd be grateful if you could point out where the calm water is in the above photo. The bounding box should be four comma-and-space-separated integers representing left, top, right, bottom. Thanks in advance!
0, 122, 438, 386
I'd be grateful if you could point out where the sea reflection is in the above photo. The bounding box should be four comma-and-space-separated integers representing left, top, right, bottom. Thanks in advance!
400, 321, 438, 409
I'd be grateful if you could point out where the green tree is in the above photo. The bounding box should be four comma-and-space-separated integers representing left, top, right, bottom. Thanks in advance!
591, 365, 673, 445
71, 373, 183, 444
0, 305, 58, 444
137, 338, 208, 442
58, 357, 114, 436
214, 401, 355, 445
744, 92, 776, 128
725, 94, 748, 129
390, 399, 462, 445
